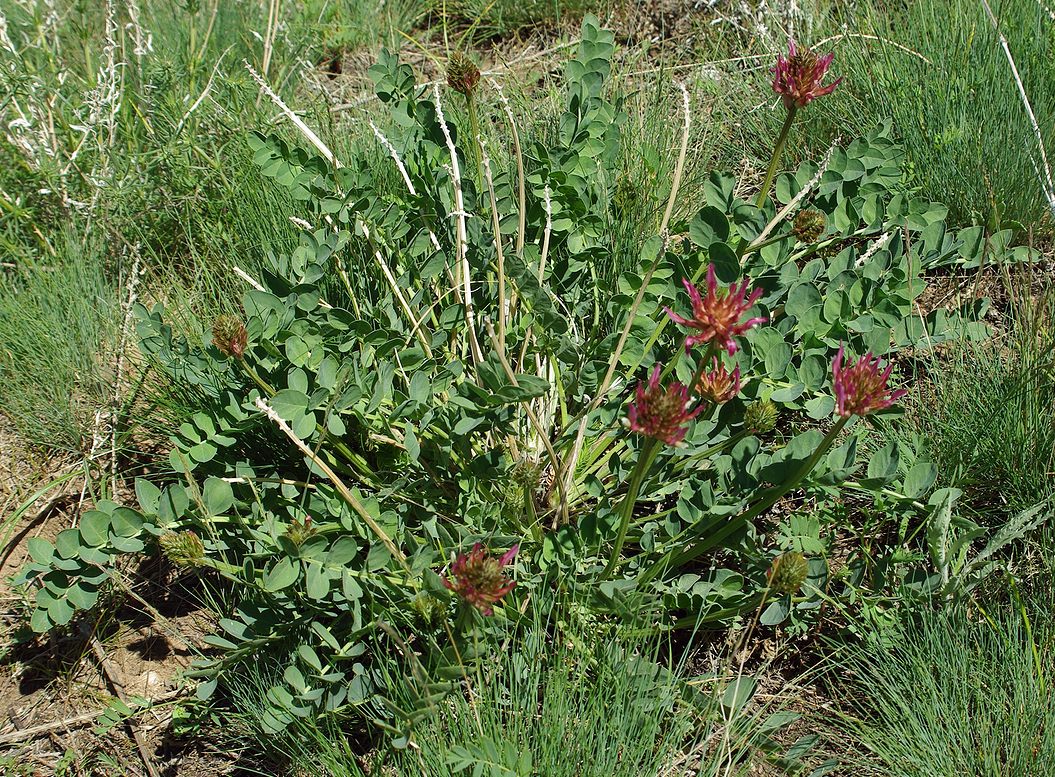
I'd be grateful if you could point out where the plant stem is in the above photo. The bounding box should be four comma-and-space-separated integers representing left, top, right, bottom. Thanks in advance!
756, 107, 797, 209
640, 416, 851, 583
601, 436, 661, 580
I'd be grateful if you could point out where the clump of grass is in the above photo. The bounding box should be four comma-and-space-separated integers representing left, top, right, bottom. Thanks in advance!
822, 0, 1055, 231
822, 588, 1055, 775
0, 233, 120, 451
887, 277, 1055, 517
428, 0, 598, 42
221, 593, 791, 776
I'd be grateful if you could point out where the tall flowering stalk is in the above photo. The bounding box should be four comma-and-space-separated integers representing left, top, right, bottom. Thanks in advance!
603, 366, 700, 579
665, 267, 766, 355
641, 345, 904, 583
447, 51, 483, 182
757, 41, 842, 208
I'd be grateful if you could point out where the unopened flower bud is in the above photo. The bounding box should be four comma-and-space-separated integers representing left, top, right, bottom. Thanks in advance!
283, 516, 316, 546
212, 315, 248, 359
744, 399, 778, 434
792, 209, 826, 243
159, 530, 205, 568
411, 593, 447, 628
510, 458, 542, 491
767, 551, 809, 595
446, 52, 480, 97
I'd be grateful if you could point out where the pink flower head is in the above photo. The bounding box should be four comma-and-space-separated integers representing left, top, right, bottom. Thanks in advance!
772, 40, 843, 111
626, 365, 702, 446
695, 358, 741, 405
832, 345, 907, 417
665, 266, 766, 355
443, 543, 518, 615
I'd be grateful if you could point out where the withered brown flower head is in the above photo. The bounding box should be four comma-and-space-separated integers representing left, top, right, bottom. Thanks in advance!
443, 543, 518, 615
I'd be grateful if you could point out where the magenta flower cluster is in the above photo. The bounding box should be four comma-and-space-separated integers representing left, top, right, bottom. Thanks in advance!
771, 40, 843, 111
626, 365, 703, 446
624, 41, 900, 447
832, 345, 906, 417
443, 543, 518, 615
665, 267, 766, 356
627, 264, 765, 445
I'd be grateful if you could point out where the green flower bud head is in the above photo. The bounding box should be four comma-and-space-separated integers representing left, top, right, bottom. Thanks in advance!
284, 516, 316, 546
768, 551, 809, 595
744, 399, 778, 434
212, 315, 248, 358
412, 593, 448, 628
159, 530, 205, 568
792, 209, 826, 243
510, 458, 542, 491
446, 52, 480, 97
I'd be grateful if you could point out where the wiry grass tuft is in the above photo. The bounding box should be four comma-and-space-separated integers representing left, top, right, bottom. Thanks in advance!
887, 275, 1055, 518
822, 585, 1055, 775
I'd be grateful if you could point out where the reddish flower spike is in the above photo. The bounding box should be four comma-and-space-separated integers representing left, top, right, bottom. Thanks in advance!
665, 266, 766, 355
695, 358, 741, 405
443, 543, 518, 615
626, 365, 702, 446
772, 40, 843, 111
832, 345, 907, 417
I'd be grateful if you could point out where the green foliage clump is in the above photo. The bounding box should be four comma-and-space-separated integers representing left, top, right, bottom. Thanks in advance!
13, 15, 1033, 746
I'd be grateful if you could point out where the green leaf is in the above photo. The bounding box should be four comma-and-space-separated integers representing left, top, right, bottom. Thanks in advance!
305, 562, 330, 600
196, 678, 218, 701
298, 644, 323, 672
47, 597, 75, 626
79, 511, 111, 547
110, 507, 144, 538
67, 583, 100, 610
903, 462, 938, 498
709, 242, 740, 284
55, 529, 81, 559
264, 557, 300, 592
863, 443, 899, 487
271, 389, 310, 420
722, 675, 756, 712
688, 206, 730, 248
159, 485, 190, 523
189, 440, 218, 463
327, 536, 359, 565
108, 534, 145, 553
203, 478, 235, 515
30, 607, 51, 633
760, 598, 790, 626
27, 537, 54, 565
135, 479, 162, 514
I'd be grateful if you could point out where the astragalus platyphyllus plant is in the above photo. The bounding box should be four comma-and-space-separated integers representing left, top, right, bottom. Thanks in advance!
16, 16, 1000, 733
